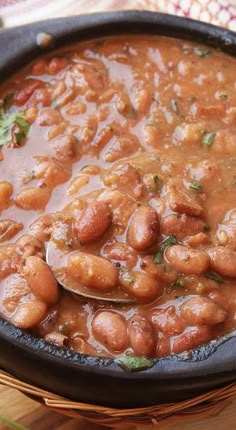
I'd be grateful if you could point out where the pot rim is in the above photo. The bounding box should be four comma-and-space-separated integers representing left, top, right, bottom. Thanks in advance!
0, 10, 236, 381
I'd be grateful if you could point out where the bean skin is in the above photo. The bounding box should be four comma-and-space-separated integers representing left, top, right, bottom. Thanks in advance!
165, 245, 209, 275
12, 300, 47, 329
102, 242, 138, 269
151, 306, 185, 335
120, 271, 163, 301
14, 80, 42, 106
75, 201, 112, 244
172, 326, 213, 354
68, 252, 118, 291
15, 187, 50, 211
92, 311, 128, 352
180, 297, 226, 326
127, 206, 159, 251
160, 214, 205, 241
208, 247, 236, 277
128, 315, 156, 357
24, 256, 58, 304
0, 181, 13, 211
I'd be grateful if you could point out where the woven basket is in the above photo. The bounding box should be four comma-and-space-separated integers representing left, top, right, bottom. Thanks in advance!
0, 370, 235, 428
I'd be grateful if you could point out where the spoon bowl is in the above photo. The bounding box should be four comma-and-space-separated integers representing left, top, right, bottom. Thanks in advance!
46, 241, 135, 303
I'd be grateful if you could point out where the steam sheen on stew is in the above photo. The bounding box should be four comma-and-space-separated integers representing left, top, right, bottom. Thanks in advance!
0, 35, 236, 358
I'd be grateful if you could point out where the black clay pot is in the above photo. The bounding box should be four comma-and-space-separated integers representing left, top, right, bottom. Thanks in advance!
0, 11, 236, 408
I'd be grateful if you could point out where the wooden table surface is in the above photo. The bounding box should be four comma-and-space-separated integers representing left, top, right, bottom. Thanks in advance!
0, 385, 236, 430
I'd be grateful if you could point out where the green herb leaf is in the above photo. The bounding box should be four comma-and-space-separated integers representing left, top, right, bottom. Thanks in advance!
3, 92, 14, 109
58, 321, 71, 334
202, 131, 216, 148
205, 272, 224, 284
115, 355, 155, 372
0, 415, 29, 430
160, 235, 177, 252
153, 251, 162, 264
170, 99, 179, 114
0, 110, 30, 146
189, 181, 202, 191
194, 47, 211, 57
153, 235, 177, 265
173, 279, 185, 288
146, 117, 158, 127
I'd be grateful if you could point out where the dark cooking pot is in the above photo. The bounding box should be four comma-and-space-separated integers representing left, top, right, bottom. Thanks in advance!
0, 11, 236, 408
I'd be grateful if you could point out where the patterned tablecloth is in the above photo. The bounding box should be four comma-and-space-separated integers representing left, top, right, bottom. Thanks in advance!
0, 0, 236, 31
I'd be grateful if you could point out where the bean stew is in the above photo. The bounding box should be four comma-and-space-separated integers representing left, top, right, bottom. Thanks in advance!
0, 35, 236, 358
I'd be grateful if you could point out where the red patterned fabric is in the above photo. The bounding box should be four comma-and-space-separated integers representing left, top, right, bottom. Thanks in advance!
0, 0, 235, 31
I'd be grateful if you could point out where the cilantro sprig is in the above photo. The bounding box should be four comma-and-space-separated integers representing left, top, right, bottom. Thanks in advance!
0, 109, 30, 146
153, 235, 177, 264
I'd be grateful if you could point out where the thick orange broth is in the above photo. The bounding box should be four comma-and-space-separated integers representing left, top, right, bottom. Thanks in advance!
0, 35, 236, 358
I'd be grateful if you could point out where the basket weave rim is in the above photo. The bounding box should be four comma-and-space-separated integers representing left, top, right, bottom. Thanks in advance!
0, 370, 236, 427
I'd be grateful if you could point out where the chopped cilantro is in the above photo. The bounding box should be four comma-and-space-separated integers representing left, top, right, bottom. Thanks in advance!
3, 92, 14, 109
194, 47, 211, 57
202, 131, 216, 148
205, 271, 224, 284
153, 235, 177, 264
0, 110, 30, 146
189, 181, 202, 191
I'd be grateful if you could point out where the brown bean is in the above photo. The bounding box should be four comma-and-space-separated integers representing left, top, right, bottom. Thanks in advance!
75, 201, 112, 244
92, 311, 128, 352
172, 326, 212, 354
14, 80, 42, 106
68, 252, 118, 291
151, 306, 185, 335
48, 57, 68, 75
37, 108, 62, 126
128, 315, 156, 357
0, 219, 23, 242
15, 187, 50, 210
16, 234, 45, 259
50, 135, 76, 162
44, 332, 68, 347
208, 247, 236, 277
12, 300, 47, 329
102, 242, 138, 269
180, 297, 226, 326
165, 245, 209, 275
120, 271, 162, 301
127, 206, 159, 251
0, 181, 13, 210
24, 256, 58, 304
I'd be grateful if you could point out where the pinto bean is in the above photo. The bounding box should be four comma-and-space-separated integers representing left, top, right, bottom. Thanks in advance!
50, 135, 76, 162
128, 315, 156, 357
0, 181, 13, 210
14, 79, 42, 105
160, 214, 205, 241
92, 311, 128, 352
74, 201, 112, 244
172, 326, 213, 354
151, 306, 185, 335
208, 247, 236, 277
29, 214, 54, 242
140, 255, 177, 284
15, 187, 50, 210
165, 245, 209, 275
180, 297, 226, 326
37, 108, 62, 126
0, 219, 23, 242
44, 332, 68, 347
102, 242, 138, 269
24, 256, 58, 304
48, 57, 68, 74
16, 234, 45, 259
67, 252, 118, 291
103, 164, 143, 199
12, 300, 47, 329
120, 271, 162, 301
0, 274, 30, 314
127, 206, 159, 251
